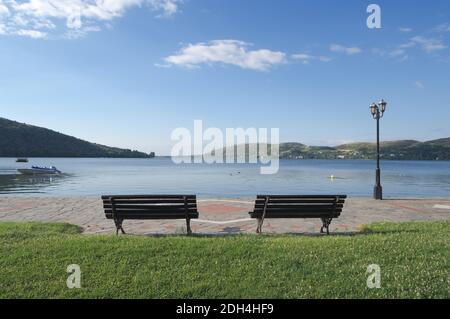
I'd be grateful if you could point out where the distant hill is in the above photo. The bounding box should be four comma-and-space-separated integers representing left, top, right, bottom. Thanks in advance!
208, 139, 450, 161
333, 139, 450, 160
0, 117, 154, 158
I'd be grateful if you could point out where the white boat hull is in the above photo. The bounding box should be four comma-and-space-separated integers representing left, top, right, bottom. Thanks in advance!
18, 169, 61, 175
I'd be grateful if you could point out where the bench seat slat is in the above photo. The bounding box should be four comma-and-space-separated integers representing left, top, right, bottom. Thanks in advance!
250, 212, 341, 218
105, 208, 198, 214
106, 214, 199, 220
102, 199, 197, 204
250, 213, 341, 218
255, 199, 345, 204
253, 206, 342, 212
256, 195, 347, 199
102, 195, 196, 200
255, 204, 343, 211
103, 204, 197, 210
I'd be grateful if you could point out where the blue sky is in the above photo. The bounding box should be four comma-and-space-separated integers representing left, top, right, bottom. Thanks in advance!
1, 0, 450, 155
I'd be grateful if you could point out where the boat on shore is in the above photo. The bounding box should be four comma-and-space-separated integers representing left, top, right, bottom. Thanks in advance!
16, 158, 29, 163
18, 166, 62, 175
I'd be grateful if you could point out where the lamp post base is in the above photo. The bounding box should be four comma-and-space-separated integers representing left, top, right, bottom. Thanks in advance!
373, 185, 383, 200
374, 168, 383, 200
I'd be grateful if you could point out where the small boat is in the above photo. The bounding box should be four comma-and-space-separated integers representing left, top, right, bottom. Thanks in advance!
16, 158, 29, 163
18, 166, 62, 175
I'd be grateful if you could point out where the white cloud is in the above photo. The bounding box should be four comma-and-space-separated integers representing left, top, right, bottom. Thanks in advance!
292, 53, 313, 64
399, 27, 412, 33
0, 0, 181, 38
0, 1, 10, 16
411, 36, 446, 53
292, 53, 331, 64
15, 28, 47, 38
434, 23, 450, 33
164, 40, 287, 71
389, 48, 407, 59
65, 24, 101, 39
292, 53, 311, 60
330, 44, 362, 55
398, 42, 415, 49
382, 35, 447, 61
318, 56, 332, 62
150, 0, 179, 17
389, 48, 405, 57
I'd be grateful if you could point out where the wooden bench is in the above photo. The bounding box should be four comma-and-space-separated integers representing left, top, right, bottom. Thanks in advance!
248, 195, 347, 234
102, 195, 199, 235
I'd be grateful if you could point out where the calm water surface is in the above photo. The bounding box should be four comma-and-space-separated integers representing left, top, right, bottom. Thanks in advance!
0, 158, 449, 198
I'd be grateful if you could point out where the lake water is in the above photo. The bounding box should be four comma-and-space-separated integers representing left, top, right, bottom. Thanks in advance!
0, 158, 449, 198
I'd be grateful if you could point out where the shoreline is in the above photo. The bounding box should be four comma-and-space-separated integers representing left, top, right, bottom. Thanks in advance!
2, 156, 450, 161
1, 194, 450, 200
1, 194, 450, 204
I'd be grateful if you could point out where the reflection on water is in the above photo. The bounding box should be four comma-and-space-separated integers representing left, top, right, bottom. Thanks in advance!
0, 174, 68, 194
0, 157, 449, 198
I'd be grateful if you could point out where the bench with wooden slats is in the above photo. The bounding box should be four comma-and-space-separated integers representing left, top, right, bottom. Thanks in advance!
248, 195, 347, 234
101, 195, 199, 235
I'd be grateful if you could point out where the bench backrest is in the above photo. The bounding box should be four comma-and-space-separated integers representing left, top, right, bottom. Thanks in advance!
102, 195, 199, 220
250, 195, 347, 218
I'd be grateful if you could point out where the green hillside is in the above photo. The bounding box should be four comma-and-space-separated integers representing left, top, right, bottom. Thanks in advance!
3, 116, 448, 160
0, 117, 153, 158
333, 139, 450, 160
279, 138, 450, 160
210, 139, 450, 160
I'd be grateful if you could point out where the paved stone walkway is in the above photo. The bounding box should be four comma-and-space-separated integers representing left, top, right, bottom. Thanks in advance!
0, 197, 449, 235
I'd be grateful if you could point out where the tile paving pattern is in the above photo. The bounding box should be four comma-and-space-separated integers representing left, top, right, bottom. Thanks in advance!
0, 197, 449, 235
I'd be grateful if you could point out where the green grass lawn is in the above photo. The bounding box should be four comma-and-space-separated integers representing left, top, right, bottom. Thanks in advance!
0, 221, 448, 299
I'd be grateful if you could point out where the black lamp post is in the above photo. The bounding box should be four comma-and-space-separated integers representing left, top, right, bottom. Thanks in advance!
370, 99, 387, 200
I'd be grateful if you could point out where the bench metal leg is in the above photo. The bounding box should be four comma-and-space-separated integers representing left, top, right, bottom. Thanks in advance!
186, 218, 192, 235
320, 218, 333, 235
256, 218, 263, 234
114, 219, 126, 235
